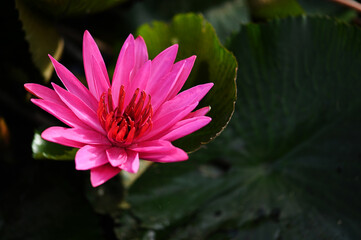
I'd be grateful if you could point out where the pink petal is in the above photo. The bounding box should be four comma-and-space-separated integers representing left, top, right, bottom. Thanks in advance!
166, 55, 197, 101
148, 44, 178, 85
106, 147, 127, 167
121, 150, 139, 173
25, 83, 65, 106
90, 55, 110, 100
159, 116, 211, 141
41, 127, 85, 148
31, 99, 89, 129
144, 84, 212, 139
48, 55, 98, 110
83, 31, 110, 100
52, 83, 105, 134
145, 45, 178, 94
130, 140, 178, 153
142, 102, 199, 141
43, 126, 110, 146
112, 34, 135, 107
149, 61, 186, 111
90, 163, 121, 187
185, 106, 210, 119
123, 60, 151, 108
154, 83, 214, 120
134, 36, 149, 71
139, 145, 188, 163
75, 145, 109, 170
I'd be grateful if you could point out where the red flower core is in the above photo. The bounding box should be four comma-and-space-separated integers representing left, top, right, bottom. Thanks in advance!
97, 86, 153, 146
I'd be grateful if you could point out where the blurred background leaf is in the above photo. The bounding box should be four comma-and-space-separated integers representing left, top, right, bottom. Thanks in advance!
120, 0, 250, 43
21, 0, 127, 17
204, 0, 250, 43
247, 0, 304, 20
15, 0, 64, 81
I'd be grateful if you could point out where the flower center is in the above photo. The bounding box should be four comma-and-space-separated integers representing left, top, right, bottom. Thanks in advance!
97, 86, 153, 146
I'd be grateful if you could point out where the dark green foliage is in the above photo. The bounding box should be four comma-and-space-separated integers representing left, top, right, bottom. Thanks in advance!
123, 16, 361, 239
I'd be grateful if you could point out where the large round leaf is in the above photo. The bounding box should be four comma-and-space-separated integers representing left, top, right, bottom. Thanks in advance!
124, 16, 361, 239
137, 13, 237, 152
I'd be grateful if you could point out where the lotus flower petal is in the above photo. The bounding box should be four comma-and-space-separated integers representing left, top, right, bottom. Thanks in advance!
43, 126, 110, 146
122, 150, 139, 173
134, 36, 149, 71
146, 44, 178, 95
106, 147, 127, 167
185, 106, 210, 119
83, 31, 110, 100
139, 146, 188, 163
31, 99, 89, 129
90, 163, 121, 187
52, 83, 104, 134
75, 145, 109, 170
122, 60, 151, 108
166, 55, 196, 101
41, 127, 85, 148
49, 56, 98, 110
25, 83, 65, 106
112, 34, 135, 107
159, 116, 212, 142
150, 60, 185, 111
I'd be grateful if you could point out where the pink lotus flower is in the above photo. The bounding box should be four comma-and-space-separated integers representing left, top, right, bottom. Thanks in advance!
25, 31, 213, 187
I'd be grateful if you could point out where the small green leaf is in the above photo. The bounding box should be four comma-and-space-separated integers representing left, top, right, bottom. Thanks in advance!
32, 131, 77, 160
137, 13, 237, 152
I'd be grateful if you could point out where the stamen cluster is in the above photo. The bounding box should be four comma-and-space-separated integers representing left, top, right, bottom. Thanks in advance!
97, 86, 153, 146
